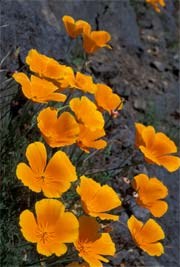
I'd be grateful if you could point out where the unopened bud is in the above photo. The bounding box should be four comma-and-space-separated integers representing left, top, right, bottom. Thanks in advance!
111, 110, 119, 118
133, 191, 138, 198
123, 177, 130, 184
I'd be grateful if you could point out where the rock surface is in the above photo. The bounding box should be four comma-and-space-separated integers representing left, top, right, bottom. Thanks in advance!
1, 0, 179, 266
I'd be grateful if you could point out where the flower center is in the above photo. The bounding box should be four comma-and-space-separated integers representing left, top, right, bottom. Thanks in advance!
36, 226, 55, 244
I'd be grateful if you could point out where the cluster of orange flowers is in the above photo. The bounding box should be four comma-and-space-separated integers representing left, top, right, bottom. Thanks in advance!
13, 14, 180, 266
146, 0, 166, 12
62, 15, 111, 54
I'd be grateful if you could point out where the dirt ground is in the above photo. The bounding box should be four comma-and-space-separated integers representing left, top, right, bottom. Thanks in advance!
1, 0, 179, 266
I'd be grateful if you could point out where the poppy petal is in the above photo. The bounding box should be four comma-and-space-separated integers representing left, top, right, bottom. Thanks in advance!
30, 75, 66, 103
26, 142, 47, 175
82, 33, 96, 54
45, 92, 67, 102
91, 31, 111, 48
37, 107, 57, 134
78, 216, 101, 242
13, 72, 32, 99
62, 16, 91, 38
140, 242, 164, 256
147, 178, 168, 199
139, 146, 159, 164
157, 155, 180, 172
20, 199, 78, 257
19, 210, 39, 243
70, 96, 104, 130
75, 72, 97, 94
77, 176, 121, 219
133, 175, 168, 202
75, 216, 115, 267
141, 126, 156, 147
133, 174, 149, 191
77, 176, 101, 208
77, 125, 107, 153
153, 133, 177, 155
92, 233, 115, 256
149, 200, 168, 217
140, 219, 165, 243
16, 163, 42, 192
43, 151, 77, 197
26, 49, 65, 79
37, 241, 67, 257
54, 212, 79, 243
95, 84, 123, 113
135, 123, 146, 147
127, 215, 143, 239
37, 108, 79, 147
89, 184, 121, 213
35, 199, 64, 228
62, 15, 76, 38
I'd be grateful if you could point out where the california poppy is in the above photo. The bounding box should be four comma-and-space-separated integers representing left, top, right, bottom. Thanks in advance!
95, 84, 123, 114
37, 107, 79, 147
70, 96, 105, 131
19, 199, 79, 256
13, 72, 66, 103
26, 49, 67, 79
62, 15, 91, 39
16, 142, 77, 197
135, 123, 180, 172
127, 215, 165, 256
77, 125, 107, 153
77, 176, 121, 220
146, 0, 165, 12
132, 174, 168, 217
82, 30, 111, 54
74, 72, 97, 94
58, 66, 76, 89
74, 216, 115, 267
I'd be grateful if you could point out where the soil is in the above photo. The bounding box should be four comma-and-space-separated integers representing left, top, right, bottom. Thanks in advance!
1, 0, 179, 266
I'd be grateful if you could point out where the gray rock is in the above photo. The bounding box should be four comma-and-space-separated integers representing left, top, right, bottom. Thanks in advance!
1, 0, 67, 70
150, 61, 165, 72
48, 0, 143, 50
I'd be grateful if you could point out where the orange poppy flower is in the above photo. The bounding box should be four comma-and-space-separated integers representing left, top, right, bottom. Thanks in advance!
73, 72, 97, 94
62, 71, 97, 93
74, 216, 115, 267
135, 123, 180, 172
146, 0, 165, 12
132, 174, 168, 217
95, 84, 123, 114
26, 49, 67, 79
37, 107, 79, 148
77, 124, 107, 153
135, 123, 146, 148
82, 30, 111, 54
19, 199, 79, 256
62, 15, 91, 38
13, 72, 66, 103
77, 176, 121, 221
58, 66, 76, 89
70, 96, 105, 131
127, 215, 165, 256
16, 142, 77, 197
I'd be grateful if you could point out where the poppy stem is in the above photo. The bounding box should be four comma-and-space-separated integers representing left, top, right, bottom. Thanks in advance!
76, 150, 85, 166
62, 90, 73, 107
80, 52, 88, 71
70, 144, 77, 160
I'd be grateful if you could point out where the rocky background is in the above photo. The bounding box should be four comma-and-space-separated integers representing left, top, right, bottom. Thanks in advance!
1, 0, 179, 266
